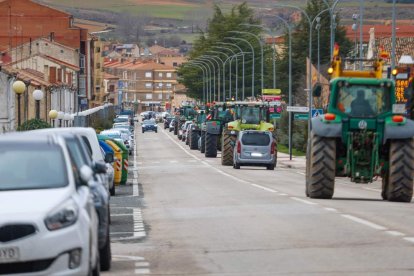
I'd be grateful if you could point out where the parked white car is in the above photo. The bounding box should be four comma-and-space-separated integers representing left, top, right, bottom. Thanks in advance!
0, 133, 100, 275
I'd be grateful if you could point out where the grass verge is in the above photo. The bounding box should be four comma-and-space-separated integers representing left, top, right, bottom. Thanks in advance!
277, 144, 306, 157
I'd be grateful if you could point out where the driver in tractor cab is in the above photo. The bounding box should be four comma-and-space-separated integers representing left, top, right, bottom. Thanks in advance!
351, 90, 375, 116
242, 108, 259, 124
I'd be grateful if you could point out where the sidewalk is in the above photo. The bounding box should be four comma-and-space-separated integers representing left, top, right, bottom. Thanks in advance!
277, 152, 306, 170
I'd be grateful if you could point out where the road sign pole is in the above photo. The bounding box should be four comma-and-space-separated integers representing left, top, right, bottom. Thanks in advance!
289, 112, 292, 160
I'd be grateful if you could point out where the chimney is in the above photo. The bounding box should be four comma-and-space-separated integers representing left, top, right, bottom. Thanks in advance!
50, 32, 55, 42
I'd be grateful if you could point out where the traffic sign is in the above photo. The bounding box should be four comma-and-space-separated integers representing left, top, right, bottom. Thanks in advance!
294, 114, 309, 120
262, 89, 281, 95
287, 106, 309, 113
270, 114, 281, 119
311, 109, 324, 118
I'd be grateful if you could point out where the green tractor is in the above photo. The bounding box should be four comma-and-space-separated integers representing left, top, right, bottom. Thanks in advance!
202, 102, 234, 157
306, 45, 414, 202
221, 102, 275, 166
174, 105, 196, 139
188, 110, 207, 150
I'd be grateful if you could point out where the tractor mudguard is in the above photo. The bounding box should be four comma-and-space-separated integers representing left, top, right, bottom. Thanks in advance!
384, 119, 414, 143
311, 117, 342, 138
206, 121, 221, 135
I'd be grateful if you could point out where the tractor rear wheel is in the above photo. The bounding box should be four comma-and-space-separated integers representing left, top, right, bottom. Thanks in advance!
205, 133, 218, 158
386, 139, 414, 202
174, 120, 178, 135
200, 131, 206, 153
308, 132, 336, 199
221, 130, 235, 166
190, 130, 199, 150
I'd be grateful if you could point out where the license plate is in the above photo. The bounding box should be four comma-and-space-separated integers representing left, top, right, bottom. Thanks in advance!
251, 152, 263, 157
0, 247, 20, 263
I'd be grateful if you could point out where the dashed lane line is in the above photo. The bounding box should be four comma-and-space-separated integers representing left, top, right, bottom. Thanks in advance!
290, 197, 318, 205
250, 184, 278, 193
341, 214, 387, 231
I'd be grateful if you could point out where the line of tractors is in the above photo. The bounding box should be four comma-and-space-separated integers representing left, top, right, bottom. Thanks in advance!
172, 101, 278, 168
171, 44, 414, 202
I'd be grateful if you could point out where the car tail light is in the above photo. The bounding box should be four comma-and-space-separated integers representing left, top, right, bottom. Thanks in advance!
324, 113, 336, 121
237, 141, 241, 154
271, 141, 276, 154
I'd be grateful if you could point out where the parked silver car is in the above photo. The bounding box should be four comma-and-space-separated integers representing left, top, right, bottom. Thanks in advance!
233, 130, 276, 170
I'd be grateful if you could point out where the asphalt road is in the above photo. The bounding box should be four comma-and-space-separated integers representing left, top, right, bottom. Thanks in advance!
104, 123, 414, 276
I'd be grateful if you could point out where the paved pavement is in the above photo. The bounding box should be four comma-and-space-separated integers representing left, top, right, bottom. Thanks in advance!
104, 124, 414, 275
277, 152, 306, 169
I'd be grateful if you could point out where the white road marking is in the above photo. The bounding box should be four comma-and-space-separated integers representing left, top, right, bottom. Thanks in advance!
133, 179, 139, 197
403, 237, 414, 243
133, 171, 139, 179
112, 255, 145, 261
169, 160, 178, 163
135, 268, 150, 274
250, 184, 277, 193
135, 262, 150, 267
324, 207, 338, 212
385, 231, 405, 237
290, 197, 317, 205
296, 172, 306, 176
137, 162, 143, 165
363, 187, 382, 192
341, 214, 387, 230
279, 193, 288, 196
110, 213, 132, 217
133, 208, 146, 238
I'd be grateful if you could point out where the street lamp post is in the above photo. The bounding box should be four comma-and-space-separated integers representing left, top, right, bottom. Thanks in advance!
64, 113, 71, 127
217, 42, 248, 100
322, 0, 341, 59
186, 63, 207, 103
12, 80, 26, 127
391, 0, 397, 70
225, 37, 255, 98
196, 58, 216, 102
204, 55, 225, 101
206, 50, 230, 101
275, 15, 293, 160
315, 17, 321, 82
57, 111, 64, 127
193, 61, 211, 103
202, 55, 221, 101
49, 110, 58, 127
33, 89, 44, 120
212, 45, 239, 101
230, 30, 264, 95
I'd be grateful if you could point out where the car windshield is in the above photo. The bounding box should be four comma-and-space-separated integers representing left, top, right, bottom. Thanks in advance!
0, 143, 68, 191
114, 125, 129, 129
241, 132, 271, 146
143, 120, 154, 124
337, 84, 391, 117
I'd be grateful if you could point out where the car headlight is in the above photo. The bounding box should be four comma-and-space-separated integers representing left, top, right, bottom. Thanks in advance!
44, 199, 79, 231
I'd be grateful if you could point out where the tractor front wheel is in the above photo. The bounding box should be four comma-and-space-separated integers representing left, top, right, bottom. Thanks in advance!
386, 139, 414, 202
307, 132, 336, 199
221, 130, 235, 166
174, 120, 178, 135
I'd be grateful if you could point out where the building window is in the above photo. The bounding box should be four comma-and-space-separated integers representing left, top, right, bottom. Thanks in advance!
173, 62, 178, 67
158, 94, 162, 100
145, 83, 152, 88
166, 72, 172, 78
158, 72, 163, 77
158, 83, 163, 88
166, 83, 172, 88
123, 71, 128, 79
146, 93, 152, 100
145, 72, 152, 78
166, 94, 170, 100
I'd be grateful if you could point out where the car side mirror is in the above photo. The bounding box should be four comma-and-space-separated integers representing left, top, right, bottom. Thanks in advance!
80, 165, 93, 185
104, 152, 114, 163
94, 161, 108, 174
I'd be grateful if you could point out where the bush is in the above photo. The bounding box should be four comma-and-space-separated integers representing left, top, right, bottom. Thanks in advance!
17, 118, 51, 131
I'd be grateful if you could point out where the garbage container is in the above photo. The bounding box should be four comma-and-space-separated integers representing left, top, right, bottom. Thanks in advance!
111, 139, 129, 185
101, 140, 122, 186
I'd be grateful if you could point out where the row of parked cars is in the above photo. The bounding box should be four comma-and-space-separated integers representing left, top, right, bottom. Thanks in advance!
0, 127, 116, 275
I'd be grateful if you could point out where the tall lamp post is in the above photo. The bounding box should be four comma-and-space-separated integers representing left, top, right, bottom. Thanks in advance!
315, 17, 321, 82
33, 89, 44, 120
64, 113, 71, 127
12, 80, 26, 127
49, 110, 58, 127
229, 30, 264, 95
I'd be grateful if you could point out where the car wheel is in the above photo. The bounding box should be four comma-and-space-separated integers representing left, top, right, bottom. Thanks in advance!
267, 164, 275, 170
234, 162, 240, 169
99, 224, 112, 271
109, 185, 115, 196
142, 130, 145, 133
155, 130, 158, 133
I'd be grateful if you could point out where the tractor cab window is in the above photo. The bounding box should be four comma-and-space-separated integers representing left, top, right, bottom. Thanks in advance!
337, 85, 391, 117
241, 107, 260, 124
